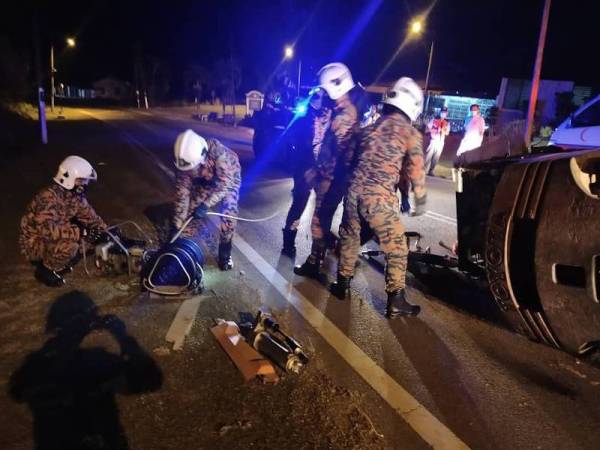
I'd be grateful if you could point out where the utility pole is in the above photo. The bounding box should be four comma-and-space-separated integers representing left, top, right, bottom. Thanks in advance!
229, 34, 237, 126
297, 59, 302, 98
33, 13, 47, 144
50, 45, 56, 112
524, 0, 552, 149
423, 41, 434, 115
134, 42, 149, 109
230, 53, 236, 125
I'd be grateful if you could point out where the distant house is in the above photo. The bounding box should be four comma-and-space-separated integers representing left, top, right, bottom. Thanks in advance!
93, 78, 132, 101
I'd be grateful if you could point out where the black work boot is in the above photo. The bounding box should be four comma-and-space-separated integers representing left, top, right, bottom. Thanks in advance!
386, 289, 420, 318
281, 228, 298, 258
329, 274, 352, 300
293, 258, 321, 278
34, 264, 66, 288
218, 241, 234, 271
294, 241, 325, 279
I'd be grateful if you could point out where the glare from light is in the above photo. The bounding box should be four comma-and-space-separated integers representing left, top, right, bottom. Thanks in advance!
66, 37, 76, 48
284, 45, 294, 59
410, 20, 423, 35
295, 102, 307, 115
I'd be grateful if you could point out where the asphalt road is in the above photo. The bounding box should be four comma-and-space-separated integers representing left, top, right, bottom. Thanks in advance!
1, 106, 599, 450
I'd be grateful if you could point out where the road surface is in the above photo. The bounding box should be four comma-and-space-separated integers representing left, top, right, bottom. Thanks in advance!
0, 106, 599, 450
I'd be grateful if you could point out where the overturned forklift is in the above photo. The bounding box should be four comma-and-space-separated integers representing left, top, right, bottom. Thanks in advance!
427, 130, 600, 361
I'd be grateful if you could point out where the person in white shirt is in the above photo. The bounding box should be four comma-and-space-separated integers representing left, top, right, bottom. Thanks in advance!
456, 104, 485, 157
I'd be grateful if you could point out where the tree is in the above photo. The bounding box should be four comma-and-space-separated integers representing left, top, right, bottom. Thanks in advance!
0, 36, 29, 103
212, 57, 242, 117
148, 56, 171, 103
132, 42, 172, 106
182, 64, 212, 102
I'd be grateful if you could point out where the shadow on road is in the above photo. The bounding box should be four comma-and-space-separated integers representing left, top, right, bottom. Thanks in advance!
407, 262, 510, 329
9, 290, 163, 450
363, 253, 510, 330
385, 318, 497, 450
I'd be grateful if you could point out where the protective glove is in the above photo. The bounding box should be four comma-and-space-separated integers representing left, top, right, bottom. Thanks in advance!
87, 227, 107, 244
193, 203, 209, 219
412, 194, 427, 217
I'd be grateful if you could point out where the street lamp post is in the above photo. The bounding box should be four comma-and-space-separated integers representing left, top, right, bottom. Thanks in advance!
284, 45, 302, 97
409, 19, 434, 115
50, 45, 55, 112
297, 59, 302, 98
51, 37, 76, 112
424, 41, 434, 114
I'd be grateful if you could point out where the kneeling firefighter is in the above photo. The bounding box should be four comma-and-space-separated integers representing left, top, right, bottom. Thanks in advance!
331, 77, 427, 318
19, 156, 108, 287
172, 130, 241, 270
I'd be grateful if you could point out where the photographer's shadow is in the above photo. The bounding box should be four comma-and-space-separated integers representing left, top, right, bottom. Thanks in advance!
9, 291, 163, 450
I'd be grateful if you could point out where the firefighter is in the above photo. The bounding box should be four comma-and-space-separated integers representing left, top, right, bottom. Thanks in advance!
281, 90, 332, 257
172, 129, 241, 270
330, 77, 427, 318
294, 62, 359, 279
424, 106, 450, 176
20, 156, 107, 287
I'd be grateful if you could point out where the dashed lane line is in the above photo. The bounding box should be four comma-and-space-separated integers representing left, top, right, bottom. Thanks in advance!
426, 210, 457, 223
424, 211, 457, 226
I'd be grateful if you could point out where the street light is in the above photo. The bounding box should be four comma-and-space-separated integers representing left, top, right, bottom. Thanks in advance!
50, 37, 76, 112
284, 45, 294, 59
410, 20, 423, 35
409, 18, 434, 115
283, 45, 301, 97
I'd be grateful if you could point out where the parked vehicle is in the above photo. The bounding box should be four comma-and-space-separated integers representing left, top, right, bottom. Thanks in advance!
550, 94, 600, 149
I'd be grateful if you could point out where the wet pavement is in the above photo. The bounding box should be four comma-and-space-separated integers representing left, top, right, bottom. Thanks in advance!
0, 107, 599, 450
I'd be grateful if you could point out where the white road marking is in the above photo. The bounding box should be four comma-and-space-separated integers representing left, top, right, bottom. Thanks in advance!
165, 295, 205, 350
424, 212, 457, 226
426, 210, 457, 223
233, 234, 470, 450
427, 174, 455, 184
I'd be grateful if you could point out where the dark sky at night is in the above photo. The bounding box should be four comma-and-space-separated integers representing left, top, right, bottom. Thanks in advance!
4, 0, 599, 97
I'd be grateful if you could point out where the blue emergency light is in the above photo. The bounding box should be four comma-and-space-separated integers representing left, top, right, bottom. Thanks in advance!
293, 98, 310, 117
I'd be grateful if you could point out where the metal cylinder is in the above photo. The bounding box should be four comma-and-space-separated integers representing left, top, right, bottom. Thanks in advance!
253, 332, 304, 373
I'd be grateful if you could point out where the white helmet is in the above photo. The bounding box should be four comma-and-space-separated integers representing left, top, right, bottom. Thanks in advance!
174, 129, 208, 171
317, 62, 355, 100
382, 77, 424, 122
53, 156, 97, 190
